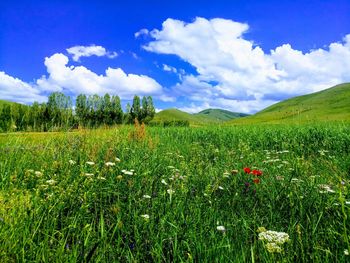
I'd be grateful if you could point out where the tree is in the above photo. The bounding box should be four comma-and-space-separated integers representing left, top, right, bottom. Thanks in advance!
141, 96, 148, 122
76, 94, 87, 126
0, 105, 12, 132
130, 95, 141, 122
103, 94, 113, 125
146, 96, 155, 121
111, 95, 123, 124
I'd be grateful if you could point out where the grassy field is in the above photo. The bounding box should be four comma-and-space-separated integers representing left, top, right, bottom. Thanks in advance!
230, 83, 350, 124
1, 124, 350, 262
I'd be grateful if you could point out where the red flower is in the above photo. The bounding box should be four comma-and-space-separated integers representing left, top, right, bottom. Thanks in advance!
252, 169, 263, 176
243, 167, 251, 174
253, 178, 260, 184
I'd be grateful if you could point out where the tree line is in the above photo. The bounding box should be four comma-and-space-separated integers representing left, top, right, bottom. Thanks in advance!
0, 92, 155, 132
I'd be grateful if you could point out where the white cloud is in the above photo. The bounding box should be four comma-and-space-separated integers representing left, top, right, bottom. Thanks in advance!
135, 28, 149, 38
162, 64, 177, 73
66, 45, 118, 62
142, 17, 350, 113
1, 51, 165, 104
0, 71, 47, 104
37, 53, 163, 99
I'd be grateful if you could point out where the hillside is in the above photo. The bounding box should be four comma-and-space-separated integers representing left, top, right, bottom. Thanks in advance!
230, 83, 350, 124
0, 100, 18, 109
195, 108, 249, 121
152, 108, 217, 125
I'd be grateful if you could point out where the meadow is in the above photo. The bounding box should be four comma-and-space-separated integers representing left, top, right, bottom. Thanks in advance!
1, 124, 350, 262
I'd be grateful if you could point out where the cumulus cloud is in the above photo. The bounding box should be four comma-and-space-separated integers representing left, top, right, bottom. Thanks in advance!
66, 45, 118, 62
1, 51, 164, 104
37, 53, 163, 99
0, 71, 47, 104
141, 17, 350, 113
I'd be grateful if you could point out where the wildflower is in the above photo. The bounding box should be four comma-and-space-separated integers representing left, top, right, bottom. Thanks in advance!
216, 226, 226, 232
231, 169, 238, 175
345, 249, 349, 256
161, 179, 168, 185
244, 167, 251, 174
116, 175, 123, 180
167, 189, 175, 195
142, 195, 151, 199
253, 178, 260, 184
84, 173, 94, 177
124, 171, 133, 175
86, 161, 95, 165
115, 157, 121, 162
34, 171, 42, 177
105, 162, 115, 167
141, 214, 150, 219
223, 172, 230, 178
46, 179, 56, 185
318, 184, 335, 193
97, 176, 106, 180
252, 169, 262, 176
218, 186, 224, 190
291, 178, 303, 183
259, 230, 290, 244
69, 160, 76, 165
167, 166, 175, 169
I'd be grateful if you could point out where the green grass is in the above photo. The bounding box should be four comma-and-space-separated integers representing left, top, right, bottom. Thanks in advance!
195, 109, 249, 122
1, 124, 350, 262
230, 83, 350, 124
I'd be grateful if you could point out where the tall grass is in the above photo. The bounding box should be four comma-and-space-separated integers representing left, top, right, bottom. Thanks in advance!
0, 124, 349, 262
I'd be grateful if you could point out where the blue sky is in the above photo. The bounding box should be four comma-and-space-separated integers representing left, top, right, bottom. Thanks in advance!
1, 0, 350, 113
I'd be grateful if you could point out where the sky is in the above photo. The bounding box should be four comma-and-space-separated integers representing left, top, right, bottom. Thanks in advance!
1, 0, 350, 113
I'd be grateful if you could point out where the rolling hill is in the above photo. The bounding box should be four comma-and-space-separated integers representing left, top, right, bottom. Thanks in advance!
195, 108, 249, 121
0, 99, 18, 109
152, 108, 248, 126
230, 83, 350, 124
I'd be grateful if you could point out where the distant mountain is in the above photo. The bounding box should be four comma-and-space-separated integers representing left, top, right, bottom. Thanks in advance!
153, 108, 248, 126
230, 83, 350, 124
195, 108, 249, 121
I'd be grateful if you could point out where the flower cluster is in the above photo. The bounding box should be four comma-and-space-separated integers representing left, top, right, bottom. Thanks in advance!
258, 228, 290, 253
244, 167, 263, 184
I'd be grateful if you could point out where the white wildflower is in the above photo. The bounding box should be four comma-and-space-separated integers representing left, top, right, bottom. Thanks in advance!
34, 171, 42, 176
84, 173, 94, 177
86, 161, 95, 165
105, 162, 115, 167
167, 189, 175, 195
223, 172, 230, 178
124, 171, 133, 175
259, 230, 290, 245
345, 249, 349, 256
46, 179, 56, 185
115, 157, 121, 162
143, 195, 151, 199
69, 160, 76, 165
97, 176, 106, 180
161, 179, 168, 185
318, 184, 335, 193
265, 242, 283, 253
141, 214, 150, 219
216, 226, 226, 232
218, 186, 224, 190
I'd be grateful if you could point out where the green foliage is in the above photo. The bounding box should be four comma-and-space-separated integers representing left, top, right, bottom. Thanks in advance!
1, 124, 350, 261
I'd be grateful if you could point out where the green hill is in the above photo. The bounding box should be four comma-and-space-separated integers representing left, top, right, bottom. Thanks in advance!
152, 108, 248, 126
195, 108, 249, 121
0, 100, 18, 109
230, 83, 350, 124
152, 108, 216, 125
